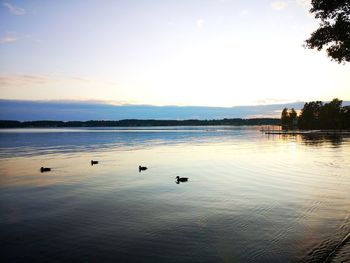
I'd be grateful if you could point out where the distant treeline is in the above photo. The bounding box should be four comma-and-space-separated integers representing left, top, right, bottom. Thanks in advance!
281, 98, 350, 130
0, 118, 280, 128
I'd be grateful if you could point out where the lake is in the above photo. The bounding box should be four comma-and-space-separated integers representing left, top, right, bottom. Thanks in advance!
0, 126, 349, 262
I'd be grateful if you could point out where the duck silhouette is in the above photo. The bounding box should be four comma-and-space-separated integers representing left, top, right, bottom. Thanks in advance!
40, 167, 51, 173
139, 165, 148, 172
91, 160, 98, 166
175, 176, 188, 183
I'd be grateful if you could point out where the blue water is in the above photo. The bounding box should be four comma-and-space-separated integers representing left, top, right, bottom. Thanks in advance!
0, 127, 349, 262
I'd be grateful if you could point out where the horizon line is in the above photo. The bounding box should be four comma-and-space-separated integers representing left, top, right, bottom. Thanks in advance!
0, 98, 310, 108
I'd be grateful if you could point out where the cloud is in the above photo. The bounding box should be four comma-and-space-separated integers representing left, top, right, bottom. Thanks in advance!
0, 74, 48, 85
0, 33, 18, 44
0, 73, 119, 88
255, 98, 294, 105
3, 2, 26, 15
0, 33, 41, 44
271, 1, 288, 11
196, 19, 205, 29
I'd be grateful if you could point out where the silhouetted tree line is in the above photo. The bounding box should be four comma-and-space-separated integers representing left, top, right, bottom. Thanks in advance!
0, 118, 280, 128
282, 98, 350, 130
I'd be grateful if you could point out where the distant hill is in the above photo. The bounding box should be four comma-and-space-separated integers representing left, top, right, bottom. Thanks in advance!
0, 99, 314, 121
0, 99, 348, 121
0, 118, 281, 128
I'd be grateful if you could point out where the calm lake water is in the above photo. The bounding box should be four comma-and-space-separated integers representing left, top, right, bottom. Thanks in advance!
1, 126, 350, 262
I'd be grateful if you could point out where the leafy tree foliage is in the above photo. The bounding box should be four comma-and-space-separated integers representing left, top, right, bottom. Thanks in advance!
281, 108, 298, 129
341, 106, 350, 128
305, 0, 350, 63
298, 101, 323, 129
319, 98, 343, 128
298, 98, 350, 129
289, 108, 298, 121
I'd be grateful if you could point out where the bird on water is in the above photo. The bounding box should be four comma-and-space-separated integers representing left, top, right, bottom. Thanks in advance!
91, 160, 98, 165
175, 176, 188, 183
40, 167, 51, 173
139, 165, 148, 172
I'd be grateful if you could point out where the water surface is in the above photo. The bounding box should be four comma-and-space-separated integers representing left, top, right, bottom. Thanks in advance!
1, 127, 349, 262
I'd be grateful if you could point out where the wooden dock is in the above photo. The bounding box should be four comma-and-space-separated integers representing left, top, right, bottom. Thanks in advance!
262, 130, 350, 135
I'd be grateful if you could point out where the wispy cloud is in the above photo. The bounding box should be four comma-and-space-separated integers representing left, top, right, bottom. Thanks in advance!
196, 19, 205, 29
255, 98, 295, 105
0, 33, 41, 44
3, 2, 26, 15
0, 73, 119, 87
271, 1, 288, 11
0, 33, 18, 44
0, 74, 47, 85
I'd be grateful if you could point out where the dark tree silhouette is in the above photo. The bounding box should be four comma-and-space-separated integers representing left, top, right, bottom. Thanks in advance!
281, 108, 289, 127
341, 106, 350, 129
281, 108, 298, 129
289, 108, 297, 122
319, 98, 343, 129
298, 101, 323, 129
296, 98, 349, 130
305, 0, 350, 63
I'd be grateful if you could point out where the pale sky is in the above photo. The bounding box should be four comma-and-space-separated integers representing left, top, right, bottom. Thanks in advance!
0, 0, 349, 107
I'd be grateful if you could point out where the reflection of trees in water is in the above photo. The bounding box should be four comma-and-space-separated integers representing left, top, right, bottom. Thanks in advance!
279, 134, 345, 148
300, 134, 343, 148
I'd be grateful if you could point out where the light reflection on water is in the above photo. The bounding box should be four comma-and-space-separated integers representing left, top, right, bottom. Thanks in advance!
0, 126, 350, 262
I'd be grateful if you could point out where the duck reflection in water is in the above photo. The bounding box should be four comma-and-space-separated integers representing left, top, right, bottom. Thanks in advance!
175, 176, 188, 184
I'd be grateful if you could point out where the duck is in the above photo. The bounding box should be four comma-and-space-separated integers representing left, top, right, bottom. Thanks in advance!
175, 176, 188, 183
139, 165, 148, 172
91, 160, 99, 165
40, 167, 51, 173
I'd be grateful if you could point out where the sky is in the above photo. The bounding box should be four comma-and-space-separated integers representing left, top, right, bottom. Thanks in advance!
0, 0, 349, 107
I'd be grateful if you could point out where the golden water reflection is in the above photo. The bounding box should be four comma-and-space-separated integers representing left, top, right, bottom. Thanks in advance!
0, 128, 350, 262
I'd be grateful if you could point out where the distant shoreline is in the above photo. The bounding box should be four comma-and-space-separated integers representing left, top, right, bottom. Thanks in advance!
0, 118, 280, 128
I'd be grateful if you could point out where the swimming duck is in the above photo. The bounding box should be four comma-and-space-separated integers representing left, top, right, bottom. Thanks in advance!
175, 176, 188, 183
40, 167, 51, 173
91, 160, 99, 165
139, 165, 148, 172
